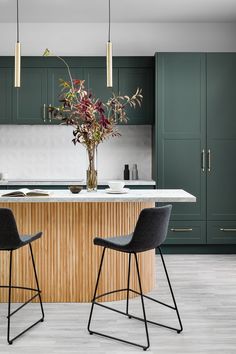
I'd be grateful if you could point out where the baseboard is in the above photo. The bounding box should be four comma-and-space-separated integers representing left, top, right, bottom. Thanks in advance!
157, 244, 236, 254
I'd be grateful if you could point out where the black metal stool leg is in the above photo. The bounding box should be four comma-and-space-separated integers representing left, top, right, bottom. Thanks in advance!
158, 247, 183, 333
87, 249, 150, 350
29, 243, 44, 321
134, 253, 150, 351
7, 250, 13, 345
5, 244, 45, 344
126, 253, 131, 317
87, 247, 106, 333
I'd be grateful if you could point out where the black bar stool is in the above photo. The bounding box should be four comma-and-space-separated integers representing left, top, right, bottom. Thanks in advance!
0, 208, 44, 344
87, 205, 183, 351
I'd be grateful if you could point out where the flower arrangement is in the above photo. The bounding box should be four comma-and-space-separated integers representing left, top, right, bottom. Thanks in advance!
43, 49, 143, 191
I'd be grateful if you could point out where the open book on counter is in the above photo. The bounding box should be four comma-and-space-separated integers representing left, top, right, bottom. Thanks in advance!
1, 189, 50, 197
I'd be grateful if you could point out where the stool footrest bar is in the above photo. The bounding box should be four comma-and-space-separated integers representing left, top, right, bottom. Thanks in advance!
0, 285, 41, 292
93, 301, 180, 332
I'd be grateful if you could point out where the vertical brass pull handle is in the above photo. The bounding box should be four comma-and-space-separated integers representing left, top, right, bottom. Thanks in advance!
201, 149, 205, 172
48, 104, 52, 122
43, 104, 46, 122
207, 149, 211, 172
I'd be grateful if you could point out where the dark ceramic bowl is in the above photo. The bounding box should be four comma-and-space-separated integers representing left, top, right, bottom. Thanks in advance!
68, 185, 82, 194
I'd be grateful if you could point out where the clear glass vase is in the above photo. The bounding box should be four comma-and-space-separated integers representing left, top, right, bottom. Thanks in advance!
86, 146, 97, 192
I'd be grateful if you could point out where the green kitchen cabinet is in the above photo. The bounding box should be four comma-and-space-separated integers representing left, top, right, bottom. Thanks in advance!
0, 57, 153, 125
119, 68, 154, 124
156, 53, 206, 221
0, 68, 12, 124
207, 54, 236, 221
207, 221, 236, 244
85, 68, 118, 103
165, 221, 206, 245
47, 67, 85, 124
206, 54, 236, 244
13, 68, 48, 124
156, 52, 236, 245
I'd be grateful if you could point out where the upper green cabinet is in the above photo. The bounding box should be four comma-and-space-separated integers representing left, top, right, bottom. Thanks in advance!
47, 67, 84, 124
0, 57, 154, 125
119, 68, 153, 124
0, 68, 12, 123
48, 67, 85, 108
85, 68, 118, 103
13, 68, 47, 124
156, 53, 206, 220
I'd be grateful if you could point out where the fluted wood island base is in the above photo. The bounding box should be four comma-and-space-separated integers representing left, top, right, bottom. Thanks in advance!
0, 201, 155, 303
0, 189, 196, 303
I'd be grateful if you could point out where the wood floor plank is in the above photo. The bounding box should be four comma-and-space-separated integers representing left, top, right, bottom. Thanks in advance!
0, 254, 236, 353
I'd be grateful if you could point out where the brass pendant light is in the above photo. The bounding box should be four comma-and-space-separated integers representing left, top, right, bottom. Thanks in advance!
14, 0, 21, 87
106, 0, 113, 87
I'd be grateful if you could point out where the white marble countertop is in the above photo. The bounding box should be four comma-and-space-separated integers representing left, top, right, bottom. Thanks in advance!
0, 189, 196, 203
0, 179, 156, 186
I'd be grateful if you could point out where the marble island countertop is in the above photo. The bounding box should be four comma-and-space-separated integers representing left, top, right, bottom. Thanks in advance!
0, 179, 156, 186
0, 189, 196, 203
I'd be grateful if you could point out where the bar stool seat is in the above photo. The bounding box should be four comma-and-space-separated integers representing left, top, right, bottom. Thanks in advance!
94, 234, 133, 252
0, 232, 42, 250
88, 205, 183, 351
0, 208, 44, 345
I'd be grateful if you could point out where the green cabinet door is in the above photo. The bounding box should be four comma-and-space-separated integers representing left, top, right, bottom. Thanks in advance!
207, 54, 236, 221
85, 68, 118, 103
13, 68, 47, 124
207, 221, 236, 244
165, 221, 206, 245
156, 53, 206, 220
119, 68, 153, 124
47, 67, 84, 124
0, 68, 12, 124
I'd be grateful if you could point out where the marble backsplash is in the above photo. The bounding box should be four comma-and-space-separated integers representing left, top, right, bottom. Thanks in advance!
0, 125, 152, 181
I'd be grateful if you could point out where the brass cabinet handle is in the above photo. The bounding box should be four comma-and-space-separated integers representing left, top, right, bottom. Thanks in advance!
201, 149, 205, 172
220, 228, 236, 232
48, 104, 52, 122
170, 228, 193, 232
207, 149, 211, 172
43, 103, 46, 122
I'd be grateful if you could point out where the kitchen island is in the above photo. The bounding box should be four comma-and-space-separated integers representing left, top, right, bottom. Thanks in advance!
0, 189, 195, 303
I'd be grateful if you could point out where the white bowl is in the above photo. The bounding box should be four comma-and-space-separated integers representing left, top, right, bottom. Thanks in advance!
108, 181, 125, 191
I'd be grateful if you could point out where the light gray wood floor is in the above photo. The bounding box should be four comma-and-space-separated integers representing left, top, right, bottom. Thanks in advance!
1, 254, 236, 354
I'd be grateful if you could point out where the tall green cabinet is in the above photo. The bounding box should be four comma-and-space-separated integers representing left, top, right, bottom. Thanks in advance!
155, 52, 236, 246
206, 54, 236, 244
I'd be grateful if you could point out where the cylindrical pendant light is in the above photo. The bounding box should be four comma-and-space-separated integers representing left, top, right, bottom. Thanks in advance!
106, 0, 113, 87
14, 0, 21, 87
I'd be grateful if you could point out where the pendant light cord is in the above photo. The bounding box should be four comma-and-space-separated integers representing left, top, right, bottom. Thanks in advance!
108, 0, 111, 42
16, 0, 20, 42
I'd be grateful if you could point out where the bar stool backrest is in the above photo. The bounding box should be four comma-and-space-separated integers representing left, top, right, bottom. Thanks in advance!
0, 208, 21, 250
129, 205, 172, 252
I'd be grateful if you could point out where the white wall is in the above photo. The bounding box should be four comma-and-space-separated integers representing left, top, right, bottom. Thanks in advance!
0, 22, 236, 55
0, 125, 152, 180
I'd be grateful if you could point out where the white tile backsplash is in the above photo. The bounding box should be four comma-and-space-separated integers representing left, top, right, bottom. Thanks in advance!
0, 125, 152, 180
